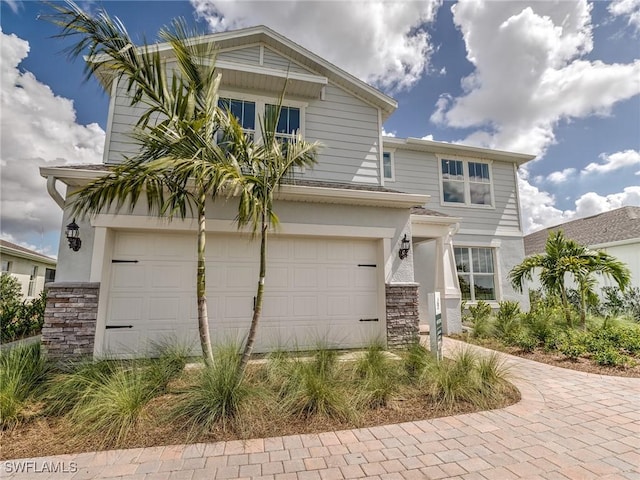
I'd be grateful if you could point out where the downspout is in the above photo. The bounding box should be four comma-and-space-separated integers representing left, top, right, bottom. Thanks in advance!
46, 176, 65, 209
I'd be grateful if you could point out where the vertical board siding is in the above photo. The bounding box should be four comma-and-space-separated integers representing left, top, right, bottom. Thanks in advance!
392, 149, 520, 231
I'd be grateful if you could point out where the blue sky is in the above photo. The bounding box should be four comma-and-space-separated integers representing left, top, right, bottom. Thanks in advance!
1, 0, 639, 257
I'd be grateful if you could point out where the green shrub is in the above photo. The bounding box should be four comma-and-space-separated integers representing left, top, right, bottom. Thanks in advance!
521, 307, 559, 345
558, 331, 588, 360
494, 301, 521, 341
1, 276, 46, 343
593, 347, 629, 367
468, 301, 493, 339
513, 331, 538, 353
172, 344, 249, 434
475, 352, 512, 405
0, 342, 49, 428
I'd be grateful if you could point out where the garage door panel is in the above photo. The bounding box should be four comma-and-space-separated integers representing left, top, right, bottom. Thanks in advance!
111, 264, 146, 289
105, 232, 381, 356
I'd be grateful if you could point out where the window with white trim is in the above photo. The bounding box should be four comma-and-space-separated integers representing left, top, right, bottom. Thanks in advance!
441, 159, 493, 206
454, 247, 496, 301
27, 265, 38, 297
1, 260, 11, 274
266, 104, 301, 141
382, 151, 394, 181
218, 98, 256, 139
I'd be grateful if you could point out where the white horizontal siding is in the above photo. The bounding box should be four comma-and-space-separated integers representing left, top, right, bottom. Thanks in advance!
218, 46, 261, 65
262, 47, 311, 74
302, 84, 380, 184
393, 150, 521, 232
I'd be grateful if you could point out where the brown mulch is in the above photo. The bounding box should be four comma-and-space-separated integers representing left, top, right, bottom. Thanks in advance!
0, 385, 520, 461
456, 337, 640, 378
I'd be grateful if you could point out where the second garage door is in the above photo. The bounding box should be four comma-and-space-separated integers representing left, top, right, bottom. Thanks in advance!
103, 231, 382, 356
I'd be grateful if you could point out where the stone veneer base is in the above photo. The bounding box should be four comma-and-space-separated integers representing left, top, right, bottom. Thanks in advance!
385, 283, 419, 348
41, 282, 100, 361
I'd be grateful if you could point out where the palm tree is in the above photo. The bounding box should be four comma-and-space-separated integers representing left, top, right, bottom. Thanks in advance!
510, 231, 630, 326
221, 101, 320, 370
48, 1, 243, 364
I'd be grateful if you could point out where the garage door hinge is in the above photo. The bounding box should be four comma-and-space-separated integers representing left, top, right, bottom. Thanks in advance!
359, 318, 379, 322
112, 259, 139, 263
357, 264, 377, 267
105, 325, 133, 329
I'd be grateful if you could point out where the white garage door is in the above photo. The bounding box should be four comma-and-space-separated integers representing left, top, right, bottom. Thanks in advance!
103, 231, 382, 356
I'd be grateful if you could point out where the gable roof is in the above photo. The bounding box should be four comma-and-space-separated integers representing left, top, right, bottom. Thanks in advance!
91, 25, 398, 120
0, 239, 57, 265
524, 206, 640, 254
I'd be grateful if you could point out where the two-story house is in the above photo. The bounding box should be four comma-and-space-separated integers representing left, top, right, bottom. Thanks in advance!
40, 26, 534, 360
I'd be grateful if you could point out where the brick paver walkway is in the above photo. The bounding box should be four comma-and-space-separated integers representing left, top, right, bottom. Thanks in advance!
2, 338, 639, 479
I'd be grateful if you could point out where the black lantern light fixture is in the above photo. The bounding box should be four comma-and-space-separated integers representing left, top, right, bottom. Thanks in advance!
399, 234, 410, 260
66, 219, 82, 252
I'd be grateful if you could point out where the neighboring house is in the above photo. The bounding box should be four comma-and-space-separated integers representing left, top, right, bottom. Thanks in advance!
524, 206, 640, 291
40, 26, 534, 360
0, 239, 56, 300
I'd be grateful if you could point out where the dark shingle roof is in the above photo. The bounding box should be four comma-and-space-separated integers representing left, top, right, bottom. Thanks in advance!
410, 206, 450, 217
0, 239, 56, 263
524, 206, 640, 255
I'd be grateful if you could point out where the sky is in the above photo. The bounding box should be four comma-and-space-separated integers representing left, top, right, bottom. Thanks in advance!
1, 0, 639, 258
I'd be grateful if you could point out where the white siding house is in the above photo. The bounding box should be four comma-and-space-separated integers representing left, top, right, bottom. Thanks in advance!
1, 240, 56, 300
41, 26, 534, 360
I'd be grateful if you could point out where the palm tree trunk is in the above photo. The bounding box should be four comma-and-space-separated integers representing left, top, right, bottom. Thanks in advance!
560, 287, 573, 327
240, 215, 268, 371
197, 195, 214, 366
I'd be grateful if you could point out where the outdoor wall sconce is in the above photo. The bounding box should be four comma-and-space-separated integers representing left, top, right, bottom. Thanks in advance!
66, 219, 82, 252
399, 234, 411, 260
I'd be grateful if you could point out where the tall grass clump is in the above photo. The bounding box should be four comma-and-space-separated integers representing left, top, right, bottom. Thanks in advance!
403, 342, 434, 382
68, 365, 159, 446
355, 340, 398, 408
172, 344, 249, 435
146, 340, 191, 393
423, 348, 512, 410
280, 344, 351, 421
0, 342, 49, 428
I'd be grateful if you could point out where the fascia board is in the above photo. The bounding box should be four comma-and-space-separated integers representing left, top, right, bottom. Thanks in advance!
39, 167, 429, 209
410, 214, 462, 226
1, 246, 56, 265
383, 136, 536, 166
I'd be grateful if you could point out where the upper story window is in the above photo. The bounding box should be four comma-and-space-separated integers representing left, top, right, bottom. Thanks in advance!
441, 158, 493, 207
1, 260, 11, 274
218, 98, 256, 138
266, 104, 301, 140
382, 151, 395, 181
455, 247, 496, 301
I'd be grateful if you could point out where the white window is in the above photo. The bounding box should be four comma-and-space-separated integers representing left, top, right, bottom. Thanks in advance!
266, 104, 301, 141
454, 247, 496, 301
1, 260, 11, 274
218, 98, 256, 139
28, 265, 38, 297
382, 151, 395, 181
441, 158, 493, 207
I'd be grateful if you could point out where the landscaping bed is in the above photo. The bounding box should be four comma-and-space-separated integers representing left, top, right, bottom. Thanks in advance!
1, 343, 519, 460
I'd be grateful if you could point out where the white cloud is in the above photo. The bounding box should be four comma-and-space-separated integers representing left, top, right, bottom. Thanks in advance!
546, 167, 576, 184
381, 128, 396, 138
582, 149, 640, 175
431, 0, 640, 157
190, 0, 441, 92
0, 30, 104, 251
574, 187, 640, 217
609, 0, 640, 32
421, 134, 435, 141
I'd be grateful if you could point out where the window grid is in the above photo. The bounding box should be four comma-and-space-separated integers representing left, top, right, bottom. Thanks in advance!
455, 247, 496, 301
441, 158, 492, 206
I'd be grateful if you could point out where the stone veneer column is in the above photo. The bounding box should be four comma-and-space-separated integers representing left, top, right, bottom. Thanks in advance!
385, 283, 419, 348
41, 282, 100, 361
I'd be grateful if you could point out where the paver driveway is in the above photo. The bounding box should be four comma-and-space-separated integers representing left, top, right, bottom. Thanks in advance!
2, 338, 639, 480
